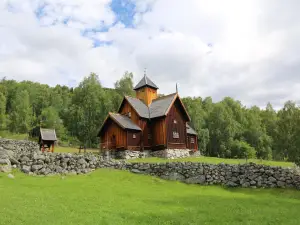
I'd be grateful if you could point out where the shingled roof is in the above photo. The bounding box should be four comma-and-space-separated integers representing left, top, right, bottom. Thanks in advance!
40, 128, 57, 141
186, 124, 197, 135
109, 113, 142, 131
149, 93, 177, 118
133, 75, 159, 90
121, 93, 190, 121
125, 96, 149, 118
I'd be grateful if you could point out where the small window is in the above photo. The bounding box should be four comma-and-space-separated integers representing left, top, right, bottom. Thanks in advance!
173, 131, 179, 139
148, 133, 152, 140
191, 137, 195, 144
173, 119, 177, 124
128, 112, 131, 118
133, 134, 136, 139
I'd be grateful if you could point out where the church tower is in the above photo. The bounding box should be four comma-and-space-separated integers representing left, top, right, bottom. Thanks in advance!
134, 75, 158, 106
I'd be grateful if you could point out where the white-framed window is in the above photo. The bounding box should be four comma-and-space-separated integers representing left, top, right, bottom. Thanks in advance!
128, 112, 131, 118
173, 131, 179, 139
133, 134, 136, 139
191, 137, 195, 144
173, 119, 177, 124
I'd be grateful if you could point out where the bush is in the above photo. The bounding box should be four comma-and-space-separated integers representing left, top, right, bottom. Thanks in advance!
230, 140, 256, 159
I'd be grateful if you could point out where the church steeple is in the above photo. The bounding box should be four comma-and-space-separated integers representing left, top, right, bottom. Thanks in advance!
134, 74, 158, 106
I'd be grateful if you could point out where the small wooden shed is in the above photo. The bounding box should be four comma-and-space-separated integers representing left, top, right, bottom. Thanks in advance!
39, 128, 57, 152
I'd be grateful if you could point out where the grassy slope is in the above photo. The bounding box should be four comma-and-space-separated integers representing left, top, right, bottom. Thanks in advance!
129, 157, 294, 168
1, 170, 300, 225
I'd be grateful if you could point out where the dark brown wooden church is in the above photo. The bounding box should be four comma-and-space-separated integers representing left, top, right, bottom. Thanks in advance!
97, 75, 198, 151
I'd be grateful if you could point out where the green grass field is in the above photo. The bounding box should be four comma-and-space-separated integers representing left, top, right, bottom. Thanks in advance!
53, 146, 295, 168
1, 169, 300, 225
129, 156, 295, 167
55, 146, 98, 153
0, 131, 28, 140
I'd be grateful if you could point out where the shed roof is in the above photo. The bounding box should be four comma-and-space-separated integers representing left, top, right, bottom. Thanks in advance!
109, 113, 142, 131
40, 128, 57, 141
186, 124, 197, 135
133, 75, 159, 90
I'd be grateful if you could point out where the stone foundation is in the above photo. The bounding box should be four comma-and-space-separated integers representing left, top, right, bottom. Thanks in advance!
151, 149, 198, 159
101, 150, 151, 160
101, 149, 199, 160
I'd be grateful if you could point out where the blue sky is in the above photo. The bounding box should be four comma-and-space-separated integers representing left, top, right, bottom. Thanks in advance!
110, 0, 136, 28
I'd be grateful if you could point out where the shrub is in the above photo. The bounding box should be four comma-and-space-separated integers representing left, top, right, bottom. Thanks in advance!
230, 139, 257, 159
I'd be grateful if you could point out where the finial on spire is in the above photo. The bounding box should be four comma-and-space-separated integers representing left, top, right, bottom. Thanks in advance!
144, 68, 147, 77
176, 83, 178, 93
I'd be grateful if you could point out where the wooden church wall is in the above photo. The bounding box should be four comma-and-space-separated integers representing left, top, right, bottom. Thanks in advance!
187, 134, 198, 150
165, 100, 187, 149
151, 117, 166, 149
139, 119, 151, 149
127, 130, 142, 150
120, 101, 140, 125
100, 119, 127, 150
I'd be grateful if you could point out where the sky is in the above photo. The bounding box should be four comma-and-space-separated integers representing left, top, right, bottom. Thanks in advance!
1, 0, 300, 108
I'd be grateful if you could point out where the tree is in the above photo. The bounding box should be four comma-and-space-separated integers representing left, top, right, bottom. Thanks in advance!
274, 101, 300, 161
114, 71, 135, 97
0, 92, 6, 130
243, 106, 272, 160
9, 90, 32, 133
68, 73, 112, 147
40, 106, 65, 137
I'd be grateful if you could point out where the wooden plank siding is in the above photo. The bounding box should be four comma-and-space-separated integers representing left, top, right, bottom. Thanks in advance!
187, 134, 198, 151
127, 130, 142, 150
165, 99, 187, 149
136, 87, 157, 106
100, 119, 127, 150
120, 101, 140, 125
139, 119, 152, 149
151, 117, 166, 149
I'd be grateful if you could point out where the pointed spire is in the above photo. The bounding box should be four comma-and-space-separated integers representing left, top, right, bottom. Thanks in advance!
133, 71, 159, 90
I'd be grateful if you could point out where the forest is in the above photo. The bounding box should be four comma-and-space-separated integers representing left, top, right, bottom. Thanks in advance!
0, 72, 300, 164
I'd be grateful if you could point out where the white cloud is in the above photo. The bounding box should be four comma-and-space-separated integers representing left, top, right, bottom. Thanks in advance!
1, 0, 300, 108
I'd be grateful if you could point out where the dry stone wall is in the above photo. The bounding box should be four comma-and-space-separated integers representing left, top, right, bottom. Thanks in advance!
13, 151, 300, 190
1, 138, 300, 190
0, 138, 39, 172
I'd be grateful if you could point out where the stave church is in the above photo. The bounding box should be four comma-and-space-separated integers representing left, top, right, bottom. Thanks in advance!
97, 75, 198, 152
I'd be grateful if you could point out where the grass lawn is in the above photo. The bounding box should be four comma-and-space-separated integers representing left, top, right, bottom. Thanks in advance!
0, 131, 28, 140
1, 169, 300, 225
129, 156, 295, 168
54, 146, 294, 168
54, 146, 99, 153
